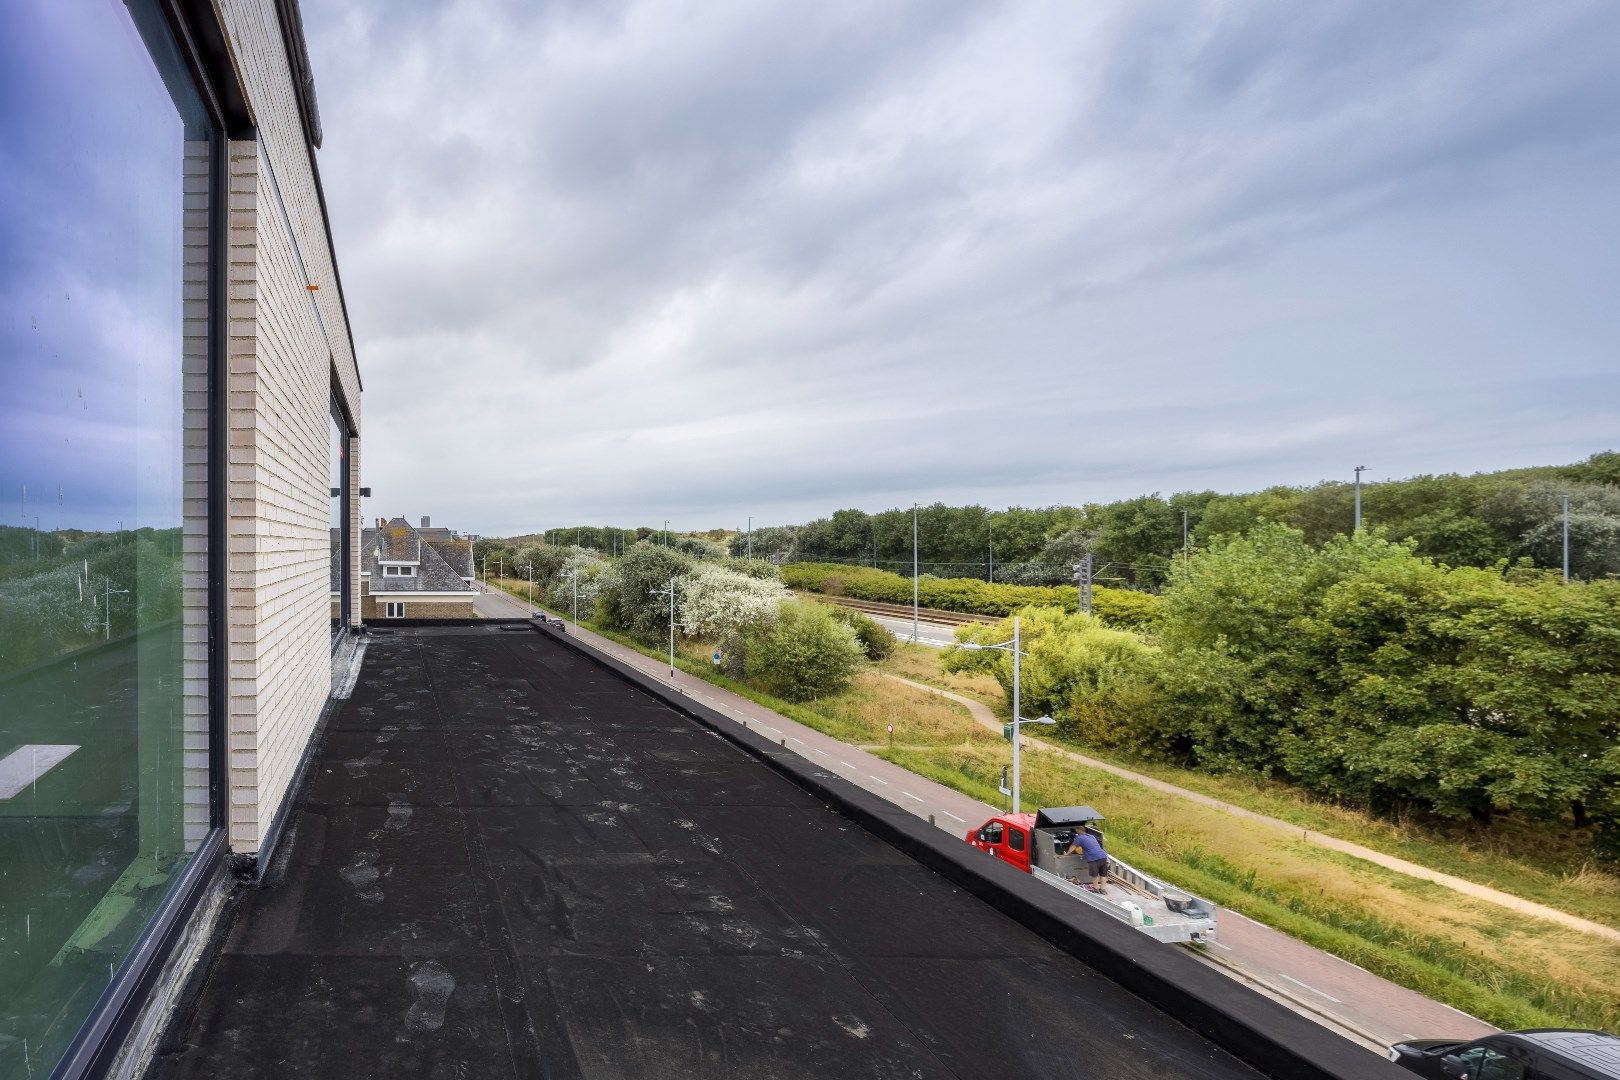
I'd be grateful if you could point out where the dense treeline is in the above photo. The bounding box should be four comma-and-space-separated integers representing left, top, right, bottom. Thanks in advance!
947, 524, 1620, 856
732, 452, 1620, 587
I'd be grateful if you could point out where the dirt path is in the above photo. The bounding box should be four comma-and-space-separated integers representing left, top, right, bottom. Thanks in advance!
878, 672, 1620, 945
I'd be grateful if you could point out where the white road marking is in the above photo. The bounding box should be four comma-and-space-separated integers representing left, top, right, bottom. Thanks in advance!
939, 811, 966, 823
839, 761, 857, 769
787, 737, 802, 744
811, 748, 829, 757
867, 776, 889, 785
1278, 974, 1342, 1003
899, 791, 924, 802
758, 726, 779, 735
0, 745, 80, 800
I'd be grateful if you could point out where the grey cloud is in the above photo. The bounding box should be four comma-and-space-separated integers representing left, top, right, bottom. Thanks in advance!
304, 0, 1620, 535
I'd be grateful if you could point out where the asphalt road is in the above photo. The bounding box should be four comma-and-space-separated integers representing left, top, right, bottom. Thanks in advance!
153, 626, 1263, 1079
472, 580, 540, 618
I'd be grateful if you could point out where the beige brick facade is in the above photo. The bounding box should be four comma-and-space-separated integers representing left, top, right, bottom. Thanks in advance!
218, 0, 362, 852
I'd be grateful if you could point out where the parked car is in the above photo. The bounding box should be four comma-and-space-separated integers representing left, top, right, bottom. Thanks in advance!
1389, 1030, 1620, 1080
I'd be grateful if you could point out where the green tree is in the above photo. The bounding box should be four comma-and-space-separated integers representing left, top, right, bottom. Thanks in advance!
594, 543, 695, 643
742, 601, 865, 701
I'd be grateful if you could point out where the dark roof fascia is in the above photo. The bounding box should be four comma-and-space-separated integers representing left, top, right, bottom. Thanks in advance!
272, 0, 321, 147
160, 0, 254, 137
271, 0, 364, 397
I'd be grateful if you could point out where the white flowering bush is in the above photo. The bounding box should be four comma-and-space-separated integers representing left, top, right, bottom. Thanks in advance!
676, 563, 786, 638
546, 550, 608, 613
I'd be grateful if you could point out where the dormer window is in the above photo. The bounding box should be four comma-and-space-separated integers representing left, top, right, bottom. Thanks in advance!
383, 565, 416, 577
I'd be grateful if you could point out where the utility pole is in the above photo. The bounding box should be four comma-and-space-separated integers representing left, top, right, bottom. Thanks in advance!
747, 516, 752, 560
1182, 509, 1189, 567
987, 513, 994, 583
1562, 494, 1571, 582
1353, 466, 1367, 532
1075, 554, 1092, 616
911, 503, 919, 643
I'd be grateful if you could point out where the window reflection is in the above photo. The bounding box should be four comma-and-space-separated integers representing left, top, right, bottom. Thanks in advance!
0, 3, 210, 1073
330, 410, 345, 636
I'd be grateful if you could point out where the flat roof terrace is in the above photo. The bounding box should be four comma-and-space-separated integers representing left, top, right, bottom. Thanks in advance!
148, 625, 1262, 1079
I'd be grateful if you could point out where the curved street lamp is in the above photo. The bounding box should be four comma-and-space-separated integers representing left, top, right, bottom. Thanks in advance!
958, 615, 1055, 812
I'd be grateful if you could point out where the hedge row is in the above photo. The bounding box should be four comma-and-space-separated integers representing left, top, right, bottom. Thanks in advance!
781, 562, 1164, 629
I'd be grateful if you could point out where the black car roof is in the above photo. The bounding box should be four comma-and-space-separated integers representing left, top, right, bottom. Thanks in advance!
1510, 1030, 1620, 1077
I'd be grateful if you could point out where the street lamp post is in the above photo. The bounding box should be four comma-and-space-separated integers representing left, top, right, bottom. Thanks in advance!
650, 578, 677, 676
565, 568, 580, 625
959, 615, 1055, 813
104, 579, 130, 641
1353, 466, 1367, 532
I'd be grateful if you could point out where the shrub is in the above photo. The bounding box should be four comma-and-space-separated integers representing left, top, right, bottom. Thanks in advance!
943, 607, 1169, 755
676, 563, 787, 637
742, 600, 865, 701
721, 557, 782, 581
670, 535, 729, 561
545, 550, 607, 613
829, 606, 895, 661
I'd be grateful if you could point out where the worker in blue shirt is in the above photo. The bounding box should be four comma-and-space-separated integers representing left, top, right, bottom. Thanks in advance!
1069, 829, 1109, 891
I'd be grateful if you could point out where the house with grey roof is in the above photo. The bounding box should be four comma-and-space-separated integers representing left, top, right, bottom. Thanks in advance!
358, 516, 477, 618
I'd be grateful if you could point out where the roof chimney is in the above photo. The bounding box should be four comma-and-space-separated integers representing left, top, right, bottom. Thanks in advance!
421, 515, 431, 528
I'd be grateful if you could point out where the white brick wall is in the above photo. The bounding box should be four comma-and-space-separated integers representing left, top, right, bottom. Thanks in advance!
218, 0, 362, 850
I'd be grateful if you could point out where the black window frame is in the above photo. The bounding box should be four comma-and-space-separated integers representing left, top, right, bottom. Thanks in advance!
330, 392, 352, 642
1007, 827, 1027, 853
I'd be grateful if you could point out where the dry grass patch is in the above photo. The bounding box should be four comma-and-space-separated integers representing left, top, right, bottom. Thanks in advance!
879, 642, 1005, 709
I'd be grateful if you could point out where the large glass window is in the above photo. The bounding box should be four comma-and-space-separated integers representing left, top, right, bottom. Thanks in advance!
0, 3, 212, 1073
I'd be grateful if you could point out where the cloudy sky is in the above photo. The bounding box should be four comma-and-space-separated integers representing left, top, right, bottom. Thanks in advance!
304, 0, 1620, 536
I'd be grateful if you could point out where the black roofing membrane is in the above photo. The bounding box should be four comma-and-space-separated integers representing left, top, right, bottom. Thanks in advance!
148, 626, 1261, 1079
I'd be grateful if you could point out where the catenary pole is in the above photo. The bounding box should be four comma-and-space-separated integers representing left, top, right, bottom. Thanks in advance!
912, 503, 919, 643
988, 513, 994, 583
1354, 465, 1367, 532
1563, 494, 1571, 582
